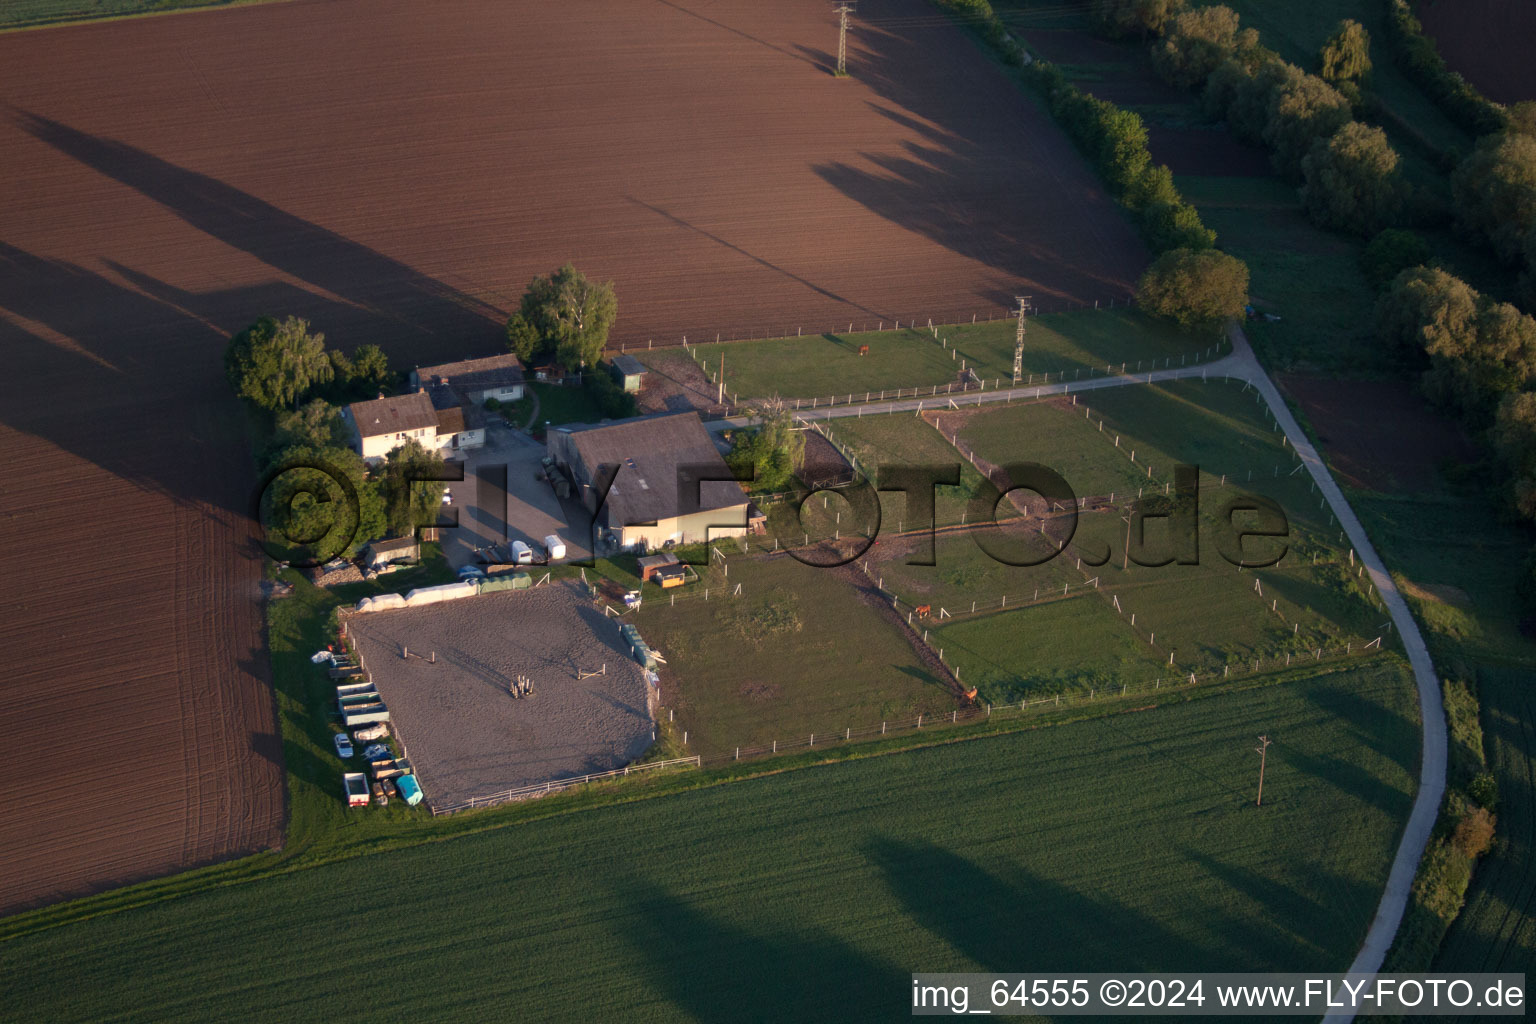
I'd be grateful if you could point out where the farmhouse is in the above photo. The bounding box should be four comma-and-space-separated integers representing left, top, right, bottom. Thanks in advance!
424, 383, 487, 452
343, 389, 480, 462
547, 412, 748, 551
410, 353, 526, 404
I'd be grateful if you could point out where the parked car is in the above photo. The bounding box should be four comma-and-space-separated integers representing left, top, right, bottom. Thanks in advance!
458, 564, 487, 581
333, 733, 354, 759
511, 540, 534, 564
442, 489, 453, 505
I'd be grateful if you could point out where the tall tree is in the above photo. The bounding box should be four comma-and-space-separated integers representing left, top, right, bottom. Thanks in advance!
376, 440, 448, 538
505, 311, 542, 361
1136, 247, 1249, 326
347, 344, 395, 397
1300, 122, 1404, 235
1094, 0, 1184, 39
224, 315, 334, 412
727, 405, 806, 493
267, 399, 349, 456
1319, 20, 1371, 84
1452, 132, 1536, 263
259, 443, 385, 561
1262, 68, 1352, 178
520, 264, 618, 372
1153, 5, 1248, 89
1375, 266, 1479, 355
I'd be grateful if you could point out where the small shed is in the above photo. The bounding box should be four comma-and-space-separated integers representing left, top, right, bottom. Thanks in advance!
637, 551, 681, 583
745, 502, 767, 535
610, 354, 647, 394
364, 536, 421, 570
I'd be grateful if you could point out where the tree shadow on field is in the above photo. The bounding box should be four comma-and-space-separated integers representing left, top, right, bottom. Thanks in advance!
865, 836, 1190, 972
617, 877, 902, 1022
1180, 848, 1379, 968
1298, 680, 1420, 779
14, 111, 505, 349
808, 10, 1149, 309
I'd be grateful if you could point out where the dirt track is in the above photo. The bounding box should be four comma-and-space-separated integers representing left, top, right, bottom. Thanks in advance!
0, 0, 1144, 911
1417, 0, 1536, 105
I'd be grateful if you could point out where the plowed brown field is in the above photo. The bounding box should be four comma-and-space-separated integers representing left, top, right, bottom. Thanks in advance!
0, 0, 1144, 912
1417, 0, 1536, 105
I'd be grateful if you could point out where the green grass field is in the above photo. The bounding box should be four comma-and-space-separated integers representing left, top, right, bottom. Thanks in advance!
852, 380, 1390, 701
1, 664, 1418, 1022
935, 594, 1170, 695
632, 555, 954, 755
817, 412, 1020, 528
0, 0, 274, 29
956, 379, 1338, 535
664, 310, 1220, 401
1176, 175, 1382, 373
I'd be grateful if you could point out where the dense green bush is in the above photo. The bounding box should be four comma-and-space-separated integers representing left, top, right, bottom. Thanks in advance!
1361, 228, 1431, 290
587, 364, 639, 420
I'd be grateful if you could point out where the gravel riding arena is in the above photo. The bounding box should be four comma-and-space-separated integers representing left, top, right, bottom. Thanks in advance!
345, 582, 654, 811
0, 0, 1145, 909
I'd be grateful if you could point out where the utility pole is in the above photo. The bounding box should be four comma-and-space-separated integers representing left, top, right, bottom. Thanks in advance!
1121, 511, 1133, 571
1012, 295, 1032, 383
835, 3, 856, 76
1254, 734, 1272, 806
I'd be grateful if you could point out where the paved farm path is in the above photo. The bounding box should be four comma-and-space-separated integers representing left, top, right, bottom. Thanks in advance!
714, 326, 1446, 1006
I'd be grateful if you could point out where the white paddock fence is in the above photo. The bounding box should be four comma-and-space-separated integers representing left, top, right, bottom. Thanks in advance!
430, 755, 701, 815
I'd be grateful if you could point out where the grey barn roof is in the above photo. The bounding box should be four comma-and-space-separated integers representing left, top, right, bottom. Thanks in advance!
561, 412, 745, 526
414, 353, 526, 390
348, 390, 438, 438
611, 354, 645, 376
369, 536, 420, 556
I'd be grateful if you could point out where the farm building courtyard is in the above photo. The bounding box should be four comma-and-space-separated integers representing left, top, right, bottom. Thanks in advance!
347, 582, 654, 810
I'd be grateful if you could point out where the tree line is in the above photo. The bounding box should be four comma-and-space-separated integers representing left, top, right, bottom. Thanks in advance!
935, 0, 1247, 328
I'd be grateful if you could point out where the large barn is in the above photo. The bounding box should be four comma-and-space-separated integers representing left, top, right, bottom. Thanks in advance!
547, 412, 749, 552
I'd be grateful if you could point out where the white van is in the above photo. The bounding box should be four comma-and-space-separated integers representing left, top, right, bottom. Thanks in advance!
544, 534, 567, 561
511, 540, 534, 564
